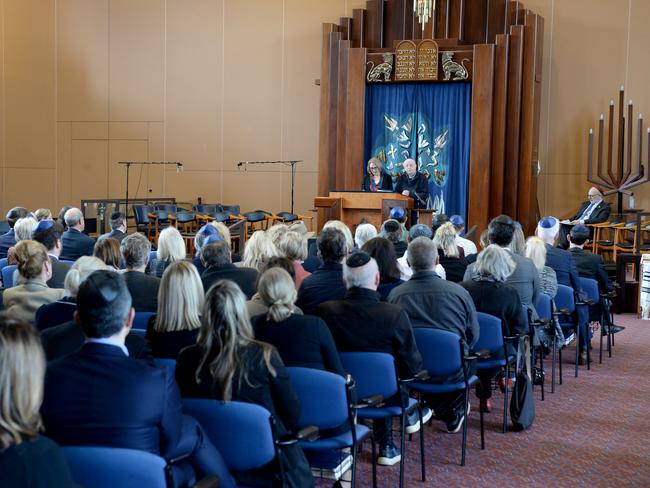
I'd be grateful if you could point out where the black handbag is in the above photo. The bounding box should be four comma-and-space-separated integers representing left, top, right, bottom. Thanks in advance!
510, 337, 536, 431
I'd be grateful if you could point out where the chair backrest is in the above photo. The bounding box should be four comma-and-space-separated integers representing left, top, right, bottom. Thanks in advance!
474, 312, 505, 355
286, 367, 348, 430
1, 265, 17, 288
221, 204, 240, 216
155, 204, 177, 212
133, 312, 155, 330
276, 212, 298, 222
194, 204, 220, 213
579, 277, 600, 303
152, 210, 170, 222
133, 205, 153, 225
35, 301, 77, 331
62, 446, 167, 488
182, 399, 276, 472
210, 212, 230, 223
535, 293, 553, 321
59, 260, 75, 266
339, 352, 398, 400
174, 212, 195, 224
554, 284, 576, 314
153, 358, 177, 373
243, 211, 267, 223
0, 257, 8, 271
413, 328, 462, 378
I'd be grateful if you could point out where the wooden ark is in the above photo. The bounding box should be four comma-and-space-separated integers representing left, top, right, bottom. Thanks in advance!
317, 0, 544, 236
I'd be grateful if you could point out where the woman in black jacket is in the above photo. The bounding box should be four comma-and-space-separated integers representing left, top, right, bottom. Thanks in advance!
176, 279, 313, 488
362, 157, 393, 192
460, 245, 528, 412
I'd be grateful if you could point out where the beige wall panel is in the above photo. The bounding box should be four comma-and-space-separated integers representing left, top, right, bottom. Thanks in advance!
545, 0, 629, 180
71, 140, 108, 206
108, 122, 148, 140
344, 0, 366, 13
221, 171, 283, 213
57, 122, 73, 208
164, 170, 220, 205
57, 0, 109, 121
107, 140, 149, 199
165, 0, 222, 172
109, 0, 165, 121
222, 0, 283, 168
280, 171, 318, 217
4, 0, 55, 167
147, 122, 165, 195
4, 168, 57, 211
545, 173, 594, 219
71, 122, 108, 140
282, 0, 334, 173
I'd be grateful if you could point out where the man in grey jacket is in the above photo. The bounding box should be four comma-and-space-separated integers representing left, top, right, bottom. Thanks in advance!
388, 237, 479, 433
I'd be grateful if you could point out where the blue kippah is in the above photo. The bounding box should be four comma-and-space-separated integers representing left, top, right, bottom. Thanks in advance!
33, 219, 55, 233
572, 224, 589, 234
449, 214, 464, 226
346, 251, 371, 268
538, 216, 557, 229
390, 207, 405, 220
198, 224, 218, 236
203, 234, 222, 245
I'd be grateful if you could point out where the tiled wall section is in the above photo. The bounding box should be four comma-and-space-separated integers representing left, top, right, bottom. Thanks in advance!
0, 0, 366, 216
2, 0, 647, 221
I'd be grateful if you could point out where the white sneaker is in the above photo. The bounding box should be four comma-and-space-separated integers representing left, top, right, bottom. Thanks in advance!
405, 407, 433, 434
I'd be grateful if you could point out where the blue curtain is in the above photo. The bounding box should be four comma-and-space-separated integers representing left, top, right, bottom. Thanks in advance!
364, 82, 472, 220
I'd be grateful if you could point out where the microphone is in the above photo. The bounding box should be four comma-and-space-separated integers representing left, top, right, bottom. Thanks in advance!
237, 162, 245, 167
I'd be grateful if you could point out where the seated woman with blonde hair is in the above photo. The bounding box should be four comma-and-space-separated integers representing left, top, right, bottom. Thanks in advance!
151, 226, 187, 277
0, 317, 76, 486
240, 230, 280, 272
251, 267, 344, 376
176, 280, 313, 487
433, 222, 468, 283
275, 230, 311, 290
3, 241, 65, 323
525, 236, 558, 298
146, 260, 204, 358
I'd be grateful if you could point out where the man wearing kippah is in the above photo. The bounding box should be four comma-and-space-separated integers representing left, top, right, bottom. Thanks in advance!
558, 186, 611, 248
32, 219, 70, 289
449, 214, 477, 256
316, 251, 431, 467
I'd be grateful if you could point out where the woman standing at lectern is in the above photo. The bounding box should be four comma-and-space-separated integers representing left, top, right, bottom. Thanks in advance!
362, 157, 393, 191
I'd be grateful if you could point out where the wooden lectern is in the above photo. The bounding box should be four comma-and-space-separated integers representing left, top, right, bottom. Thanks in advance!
314, 191, 413, 232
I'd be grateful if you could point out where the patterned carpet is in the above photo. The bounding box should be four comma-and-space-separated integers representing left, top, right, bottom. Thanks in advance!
315, 314, 650, 487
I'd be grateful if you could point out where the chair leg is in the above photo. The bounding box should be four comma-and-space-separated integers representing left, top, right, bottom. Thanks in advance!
479, 396, 485, 450
551, 339, 556, 393
539, 348, 545, 401
351, 441, 358, 488
599, 320, 604, 364
574, 326, 580, 378
460, 387, 469, 466
399, 412, 406, 488
503, 364, 509, 433
586, 328, 591, 371
559, 347, 563, 385
370, 435, 377, 488
418, 407, 425, 482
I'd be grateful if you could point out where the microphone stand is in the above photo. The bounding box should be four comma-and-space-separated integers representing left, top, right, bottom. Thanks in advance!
118, 161, 183, 216
237, 160, 302, 213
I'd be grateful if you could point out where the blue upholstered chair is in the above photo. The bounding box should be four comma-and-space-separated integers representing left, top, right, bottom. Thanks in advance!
62, 446, 168, 488
1, 265, 16, 288
407, 328, 481, 466
339, 352, 424, 487
535, 293, 557, 393
35, 301, 76, 332
132, 312, 155, 331
286, 366, 375, 488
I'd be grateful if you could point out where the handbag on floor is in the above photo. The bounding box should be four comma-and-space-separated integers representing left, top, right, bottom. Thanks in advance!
510, 336, 535, 431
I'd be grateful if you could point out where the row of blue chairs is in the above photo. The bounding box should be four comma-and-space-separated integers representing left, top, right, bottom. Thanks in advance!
0, 258, 75, 289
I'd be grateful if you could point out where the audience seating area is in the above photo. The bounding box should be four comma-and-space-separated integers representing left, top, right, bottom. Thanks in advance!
0, 205, 640, 488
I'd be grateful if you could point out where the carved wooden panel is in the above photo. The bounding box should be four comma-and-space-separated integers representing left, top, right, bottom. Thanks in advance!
395, 40, 418, 81
417, 40, 439, 80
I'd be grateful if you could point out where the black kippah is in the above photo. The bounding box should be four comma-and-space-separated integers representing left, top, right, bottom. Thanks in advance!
346, 251, 371, 268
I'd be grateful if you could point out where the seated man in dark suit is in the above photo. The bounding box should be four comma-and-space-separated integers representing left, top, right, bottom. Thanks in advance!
568, 225, 622, 335
0, 207, 28, 258
558, 186, 612, 248
316, 252, 429, 467
98, 211, 127, 243
201, 238, 257, 298
40, 270, 232, 487
390, 237, 479, 433
121, 233, 160, 312
536, 216, 582, 294
32, 219, 70, 289
60, 207, 95, 261
296, 228, 348, 315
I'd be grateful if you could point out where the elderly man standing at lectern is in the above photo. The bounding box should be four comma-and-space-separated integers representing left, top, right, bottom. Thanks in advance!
395, 158, 429, 223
